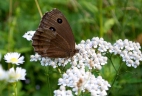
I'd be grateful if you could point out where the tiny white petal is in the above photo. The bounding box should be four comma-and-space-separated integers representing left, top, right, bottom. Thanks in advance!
23, 31, 35, 41
0, 65, 9, 80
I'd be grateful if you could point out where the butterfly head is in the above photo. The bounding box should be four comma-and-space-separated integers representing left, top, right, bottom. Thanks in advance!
69, 49, 79, 57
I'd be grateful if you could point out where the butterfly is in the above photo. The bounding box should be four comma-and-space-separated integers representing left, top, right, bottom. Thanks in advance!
32, 8, 79, 58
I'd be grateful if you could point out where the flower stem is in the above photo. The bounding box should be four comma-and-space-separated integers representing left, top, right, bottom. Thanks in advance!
47, 74, 52, 96
99, 0, 103, 37
44, 67, 52, 96
13, 82, 17, 96
108, 55, 117, 73
77, 90, 81, 96
35, 0, 43, 17
108, 62, 123, 95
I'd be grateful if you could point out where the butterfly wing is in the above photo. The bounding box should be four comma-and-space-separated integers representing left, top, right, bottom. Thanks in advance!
32, 8, 76, 58
45, 8, 75, 51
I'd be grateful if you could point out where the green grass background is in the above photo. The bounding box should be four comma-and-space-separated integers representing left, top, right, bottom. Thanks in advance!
0, 0, 142, 96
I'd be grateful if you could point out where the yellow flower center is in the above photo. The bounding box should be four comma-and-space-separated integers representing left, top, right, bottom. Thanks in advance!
10, 58, 18, 63
15, 73, 21, 79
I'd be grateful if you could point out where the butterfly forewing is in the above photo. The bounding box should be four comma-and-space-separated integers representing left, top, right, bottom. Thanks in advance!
32, 8, 78, 58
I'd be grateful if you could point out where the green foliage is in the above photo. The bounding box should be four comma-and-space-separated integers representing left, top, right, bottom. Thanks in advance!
0, 0, 142, 96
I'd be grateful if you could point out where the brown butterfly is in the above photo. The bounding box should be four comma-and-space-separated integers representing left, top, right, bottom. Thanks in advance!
32, 8, 79, 58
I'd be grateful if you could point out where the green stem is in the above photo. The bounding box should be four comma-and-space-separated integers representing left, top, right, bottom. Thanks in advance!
8, 0, 15, 52
47, 74, 52, 96
35, 0, 43, 17
44, 67, 52, 96
120, 0, 128, 39
99, 0, 103, 37
77, 90, 81, 96
108, 62, 123, 95
108, 55, 117, 73
8, 0, 13, 70
112, 62, 123, 86
57, 67, 62, 74
13, 82, 17, 96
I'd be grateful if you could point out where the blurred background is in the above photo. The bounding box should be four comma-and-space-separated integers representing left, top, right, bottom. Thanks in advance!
0, 0, 142, 96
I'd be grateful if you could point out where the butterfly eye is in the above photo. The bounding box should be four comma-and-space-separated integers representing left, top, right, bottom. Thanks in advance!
49, 27, 56, 31
57, 18, 62, 24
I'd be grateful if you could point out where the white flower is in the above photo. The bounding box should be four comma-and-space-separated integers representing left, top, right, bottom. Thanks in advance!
54, 86, 73, 96
23, 31, 35, 41
0, 65, 8, 81
8, 67, 26, 82
30, 53, 41, 61
4, 52, 24, 65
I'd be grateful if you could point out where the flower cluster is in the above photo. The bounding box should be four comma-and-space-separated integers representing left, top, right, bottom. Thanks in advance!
30, 53, 41, 62
0, 52, 26, 82
71, 37, 110, 70
58, 67, 110, 95
54, 86, 73, 96
30, 37, 110, 70
110, 39, 142, 68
